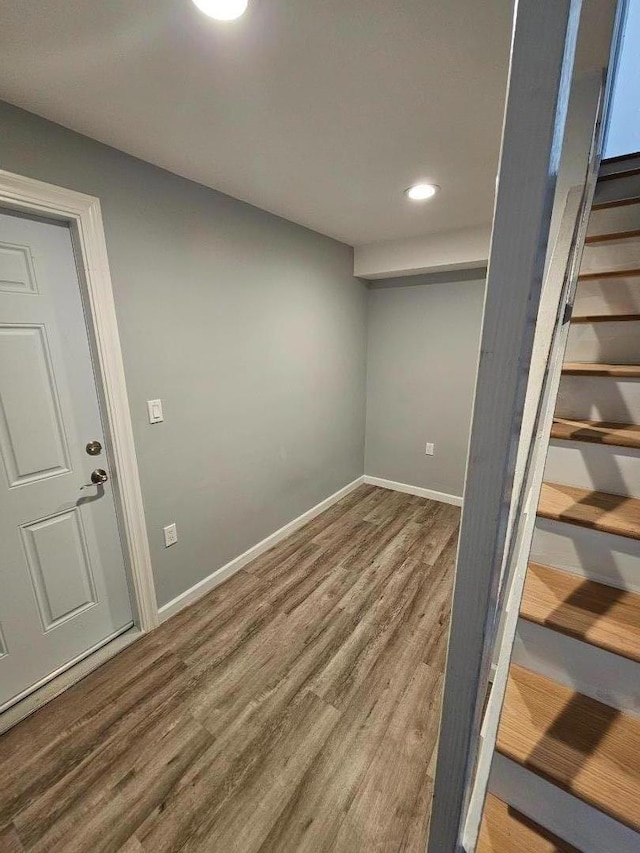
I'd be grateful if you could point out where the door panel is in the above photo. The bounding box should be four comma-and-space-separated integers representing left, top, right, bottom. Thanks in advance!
0, 324, 71, 485
0, 210, 134, 711
0, 240, 38, 294
21, 508, 97, 631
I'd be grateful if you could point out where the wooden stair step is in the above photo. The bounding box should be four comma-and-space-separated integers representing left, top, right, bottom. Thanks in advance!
575, 270, 640, 285
600, 151, 640, 169
571, 313, 640, 323
585, 229, 640, 245
496, 665, 640, 831
522, 562, 640, 663
593, 156, 640, 207
551, 418, 640, 449
537, 482, 640, 541
598, 168, 640, 182
579, 267, 640, 281
593, 165, 640, 209
478, 794, 577, 852
562, 362, 640, 378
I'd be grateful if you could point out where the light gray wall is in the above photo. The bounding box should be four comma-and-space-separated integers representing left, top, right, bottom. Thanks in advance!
364, 270, 485, 499
0, 101, 367, 607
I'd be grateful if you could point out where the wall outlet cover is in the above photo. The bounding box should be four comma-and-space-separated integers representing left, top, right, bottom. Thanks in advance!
425, 442, 435, 456
163, 522, 178, 547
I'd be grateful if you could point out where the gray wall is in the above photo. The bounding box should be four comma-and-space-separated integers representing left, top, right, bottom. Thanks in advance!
0, 101, 367, 607
364, 271, 485, 499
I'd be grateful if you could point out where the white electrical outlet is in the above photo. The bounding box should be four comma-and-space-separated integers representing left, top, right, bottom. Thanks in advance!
425, 442, 435, 456
163, 522, 178, 547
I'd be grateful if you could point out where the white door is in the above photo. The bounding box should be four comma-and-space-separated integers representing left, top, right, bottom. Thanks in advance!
0, 210, 134, 711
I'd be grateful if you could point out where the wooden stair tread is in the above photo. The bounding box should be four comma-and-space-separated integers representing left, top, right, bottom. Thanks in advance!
574, 270, 640, 284
585, 229, 640, 244
571, 313, 640, 323
522, 563, 640, 663
592, 198, 640, 212
478, 794, 577, 852
562, 362, 640, 378
551, 418, 640, 449
579, 267, 640, 280
598, 167, 640, 182
496, 665, 640, 831
601, 151, 640, 165
537, 482, 640, 540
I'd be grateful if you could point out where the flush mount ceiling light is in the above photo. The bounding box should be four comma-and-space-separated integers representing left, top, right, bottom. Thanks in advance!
192, 0, 248, 20
405, 183, 439, 202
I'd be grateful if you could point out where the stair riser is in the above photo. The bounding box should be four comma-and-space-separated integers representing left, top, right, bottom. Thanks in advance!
587, 200, 640, 238
514, 619, 640, 716
599, 155, 640, 181
556, 375, 640, 422
593, 172, 640, 208
573, 276, 640, 318
490, 754, 640, 853
544, 439, 640, 498
565, 319, 640, 363
532, 518, 640, 592
581, 235, 640, 276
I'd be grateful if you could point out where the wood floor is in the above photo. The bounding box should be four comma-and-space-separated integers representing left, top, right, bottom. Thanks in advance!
0, 485, 460, 853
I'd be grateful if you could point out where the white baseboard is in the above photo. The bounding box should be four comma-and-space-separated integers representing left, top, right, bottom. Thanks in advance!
158, 476, 365, 622
363, 475, 463, 507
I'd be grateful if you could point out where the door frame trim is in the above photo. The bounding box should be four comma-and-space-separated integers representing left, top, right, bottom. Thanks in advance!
0, 169, 159, 634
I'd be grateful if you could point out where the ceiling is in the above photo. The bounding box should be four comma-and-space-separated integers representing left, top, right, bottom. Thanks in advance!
0, 0, 513, 246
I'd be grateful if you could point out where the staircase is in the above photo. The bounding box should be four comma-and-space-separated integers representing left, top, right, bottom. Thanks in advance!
478, 153, 640, 852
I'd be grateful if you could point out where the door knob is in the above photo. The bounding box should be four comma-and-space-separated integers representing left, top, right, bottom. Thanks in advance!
86, 440, 103, 456
80, 468, 109, 490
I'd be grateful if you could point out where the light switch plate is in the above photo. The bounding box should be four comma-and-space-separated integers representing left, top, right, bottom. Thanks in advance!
425, 442, 435, 456
163, 523, 178, 547
147, 399, 164, 424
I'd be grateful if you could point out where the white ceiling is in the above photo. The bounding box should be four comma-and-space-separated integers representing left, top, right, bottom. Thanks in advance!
0, 0, 513, 246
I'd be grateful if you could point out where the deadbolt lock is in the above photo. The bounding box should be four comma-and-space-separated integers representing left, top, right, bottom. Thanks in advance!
86, 441, 103, 456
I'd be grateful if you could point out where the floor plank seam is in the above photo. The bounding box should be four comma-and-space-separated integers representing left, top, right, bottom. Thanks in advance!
0, 487, 459, 853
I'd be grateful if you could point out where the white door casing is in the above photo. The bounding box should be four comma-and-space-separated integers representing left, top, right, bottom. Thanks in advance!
0, 171, 158, 712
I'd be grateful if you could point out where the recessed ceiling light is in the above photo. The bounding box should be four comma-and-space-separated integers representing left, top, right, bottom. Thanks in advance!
192, 0, 248, 21
405, 183, 439, 201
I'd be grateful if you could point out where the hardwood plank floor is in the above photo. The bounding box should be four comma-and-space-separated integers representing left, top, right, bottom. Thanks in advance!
0, 485, 459, 853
